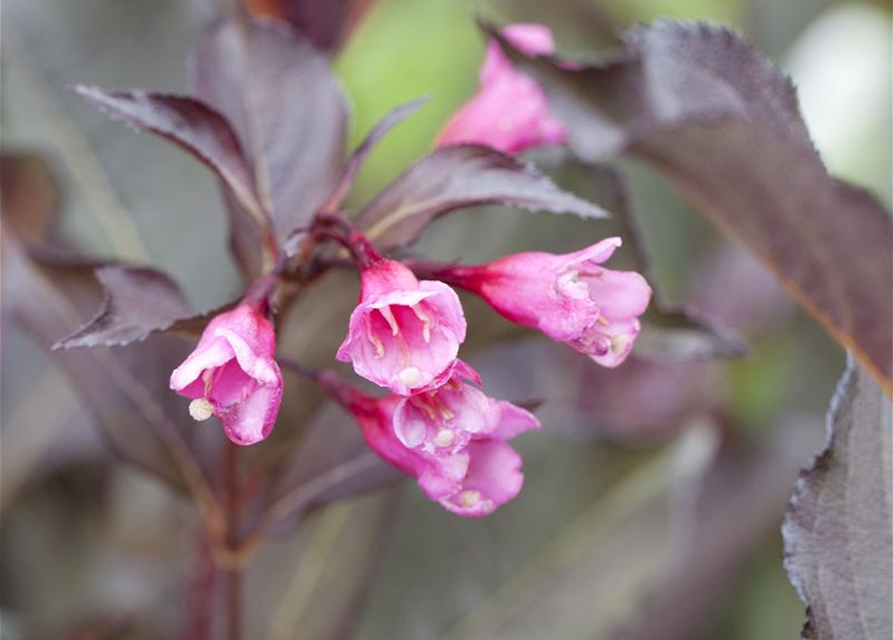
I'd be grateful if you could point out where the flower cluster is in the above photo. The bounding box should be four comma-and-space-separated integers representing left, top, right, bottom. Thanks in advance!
334, 257, 540, 516
168, 23, 651, 517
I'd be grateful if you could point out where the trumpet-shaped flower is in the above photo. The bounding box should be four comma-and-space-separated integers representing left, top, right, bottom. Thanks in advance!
336, 259, 466, 395
441, 238, 652, 367
170, 304, 283, 445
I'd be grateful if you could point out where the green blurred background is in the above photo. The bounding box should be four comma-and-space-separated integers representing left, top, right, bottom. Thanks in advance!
2, 0, 890, 638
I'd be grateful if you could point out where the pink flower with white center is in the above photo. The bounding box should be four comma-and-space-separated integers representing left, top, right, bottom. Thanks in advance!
441, 238, 652, 367
393, 360, 534, 458
436, 23, 566, 155
323, 373, 540, 517
170, 304, 283, 445
336, 259, 466, 396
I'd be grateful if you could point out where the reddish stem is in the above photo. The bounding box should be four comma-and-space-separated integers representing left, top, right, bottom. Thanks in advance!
223, 441, 242, 640
183, 529, 215, 640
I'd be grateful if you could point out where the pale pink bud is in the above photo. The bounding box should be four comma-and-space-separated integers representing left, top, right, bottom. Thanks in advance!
436, 23, 566, 155
336, 259, 467, 395
327, 373, 539, 518
446, 238, 652, 367
170, 304, 283, 445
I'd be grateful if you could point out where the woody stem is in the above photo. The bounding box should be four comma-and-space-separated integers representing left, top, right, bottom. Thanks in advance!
223, 441, 242, 640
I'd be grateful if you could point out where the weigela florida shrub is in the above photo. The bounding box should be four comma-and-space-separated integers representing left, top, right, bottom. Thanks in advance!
68, 22, 650, 517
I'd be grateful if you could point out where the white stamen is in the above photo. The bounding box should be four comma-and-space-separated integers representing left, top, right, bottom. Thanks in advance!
189, 398, 214, 422
459, 490, 481, 507
433, 429, 455, 448
369, 332, 385, 357
411, 304, 432, 344
398, 367, 423, 388
379, 306, 400, 336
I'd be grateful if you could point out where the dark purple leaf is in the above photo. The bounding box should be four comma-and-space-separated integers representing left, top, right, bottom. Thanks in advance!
635, 306, 750, 362
1, 152, 219, 510
54, 265, 191, 349
783, 359, 892, 640
242, 0, 379, 51
322, 96, 429, 214
192, 17, 348, 246
496, 20, 893, 390
73, 86, 264, 224
471, 337, 718, 443
356, 145, 609, 249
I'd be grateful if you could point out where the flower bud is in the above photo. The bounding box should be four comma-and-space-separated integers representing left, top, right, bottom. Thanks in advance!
436, 24, 566, 155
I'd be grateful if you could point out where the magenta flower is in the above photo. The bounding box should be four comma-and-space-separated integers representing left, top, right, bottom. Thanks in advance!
443, 238, 652, 367
324, 373, 540, 517
170, 304, 283, 445
336, 259, 467, 395
436, 23, 566, 155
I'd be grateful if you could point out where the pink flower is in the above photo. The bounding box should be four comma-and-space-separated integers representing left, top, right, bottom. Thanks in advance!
436, 23, 566, 155
393, 360, 536, 458
170, 304, 283, 445
442, 238, 652, 367
323, 372, 540, 517
336, 259, 466, 395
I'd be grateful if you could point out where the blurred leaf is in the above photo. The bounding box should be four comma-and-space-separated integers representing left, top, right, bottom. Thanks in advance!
192, 17, 348, 249
323, 96, 429, 214
260, 399, 401, 533
251, 493, 397, 640
357, 145, 608, 249
614, 417, 820, 640
1, 151, 220, 523
499, 20, 893, 390
471, 337, 717, 442
355, 426, 716, 640
243, 0, 380, 51
54, 264, 192, 349
782, 358, 893, 640
635, 306, 750, 362
73, 86, 265, 224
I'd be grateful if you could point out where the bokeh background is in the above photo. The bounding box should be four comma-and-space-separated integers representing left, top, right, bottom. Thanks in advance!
2, 0, 891, 638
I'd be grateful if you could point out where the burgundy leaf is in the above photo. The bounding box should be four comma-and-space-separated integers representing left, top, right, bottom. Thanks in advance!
635, 305, 750, 361
242, 0, 378, 51
496, 20, 893, 390
73, 86, 264, 223
323, 96, 429, 213
54, 265, 192, 349
192, 17, 348, 247
783, 359, 892, 640
356, 144, 609, 249
1, 152, 219, 509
